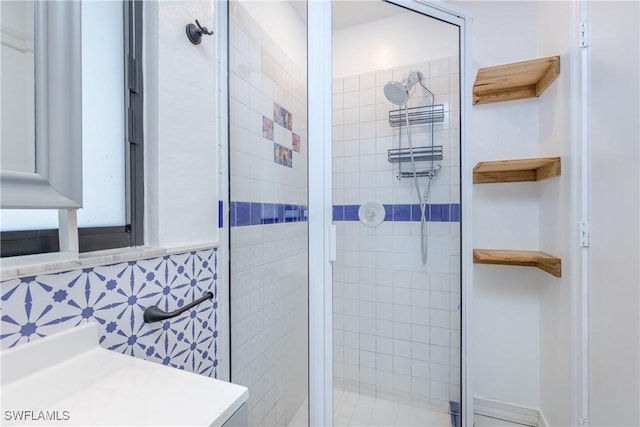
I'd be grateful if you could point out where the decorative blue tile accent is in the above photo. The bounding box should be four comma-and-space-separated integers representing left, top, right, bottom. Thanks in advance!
333, 205, 344, 221
250, 202, 263, 225
384, 205, 393, 222
450, 401, 461, 427
332, 203, 461, 222
218, 200, 224, 228
411, 204, 424, 221
277, 204, 285, 224
450, 204, 461, 222
262, 203, 277, 224
0, 249, 220, 379
344, 205, 359, 221
229, 201, 308, 227
273, 102, 293, 131
429, 203, 450, 222
262, 116, 274, 141
429, 204, 451, 222
284, 204, 297, 223
393, 204, 411, 221
292, 133, 300, 152
232, 202, 459, 225
235, 202, 251, 226
429, 204, 443, 222
230, 201, 236, 227
274, 143, 293, 168
442, 204, 450, 221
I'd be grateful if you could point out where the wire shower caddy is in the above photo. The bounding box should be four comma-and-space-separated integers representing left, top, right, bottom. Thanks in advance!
387, 97, 445, 180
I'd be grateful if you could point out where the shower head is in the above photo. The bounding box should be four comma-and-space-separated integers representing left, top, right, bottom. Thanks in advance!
383, 71, 424, 105
383, 81, 410, 105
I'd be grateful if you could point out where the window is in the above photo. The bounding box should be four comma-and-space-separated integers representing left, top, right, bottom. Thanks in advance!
0, 0, 144, 257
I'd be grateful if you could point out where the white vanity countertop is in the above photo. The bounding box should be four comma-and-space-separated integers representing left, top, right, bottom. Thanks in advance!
1, 323, 248, 426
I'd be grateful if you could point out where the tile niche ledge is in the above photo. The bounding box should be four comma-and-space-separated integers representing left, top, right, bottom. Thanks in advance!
0, 242, 221, 280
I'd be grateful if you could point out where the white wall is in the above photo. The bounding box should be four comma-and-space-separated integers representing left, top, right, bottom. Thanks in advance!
239, 1, 306, 69
333, 10, 458, 78
588, 1, 640, 425
452, 2, 640, 424
452, 0, 543, 409
537, 1, 573, 425
144, 1, 219, 249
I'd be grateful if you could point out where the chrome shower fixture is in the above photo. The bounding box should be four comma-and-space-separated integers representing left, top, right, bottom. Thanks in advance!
382, 72, 439, 265
383, 71, 424, 105
401, 71, 423, 90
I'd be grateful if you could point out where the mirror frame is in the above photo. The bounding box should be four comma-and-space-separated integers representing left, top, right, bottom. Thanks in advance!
1, 1, 82, 209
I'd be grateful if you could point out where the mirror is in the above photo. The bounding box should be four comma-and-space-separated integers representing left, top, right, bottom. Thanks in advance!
0, 1, 82, 209
1, 1, 35, 173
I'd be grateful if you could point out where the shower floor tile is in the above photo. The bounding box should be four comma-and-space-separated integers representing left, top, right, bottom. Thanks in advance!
286, 388, 456, 427
333, 388, 452, 427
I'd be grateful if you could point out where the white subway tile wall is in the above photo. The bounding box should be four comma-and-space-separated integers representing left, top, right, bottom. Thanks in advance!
229, 3, 308, 427
332, 57, 461, 413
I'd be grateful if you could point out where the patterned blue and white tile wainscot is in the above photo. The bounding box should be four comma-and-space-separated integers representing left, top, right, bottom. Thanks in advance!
1, 249, 221, 379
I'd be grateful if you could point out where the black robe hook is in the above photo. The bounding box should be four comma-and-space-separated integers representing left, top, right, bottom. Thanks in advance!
186, 19, 214, 45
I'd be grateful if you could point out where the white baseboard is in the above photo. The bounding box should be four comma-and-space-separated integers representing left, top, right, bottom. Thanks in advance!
538, 410, 550, 427
474, 397, 542, 426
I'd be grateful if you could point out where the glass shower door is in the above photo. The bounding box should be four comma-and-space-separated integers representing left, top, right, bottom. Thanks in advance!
228, 1, 309, 426
331, 1, 462, 426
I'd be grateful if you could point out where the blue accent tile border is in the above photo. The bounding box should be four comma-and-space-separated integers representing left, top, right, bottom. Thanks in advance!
332, 203, 461, 222
450, 401, 461, 427
218, 200, 224, 228
344, 205, 359, 221
230, 201, 308, 227
393, 204, 411, 221
333, 205, 344, 221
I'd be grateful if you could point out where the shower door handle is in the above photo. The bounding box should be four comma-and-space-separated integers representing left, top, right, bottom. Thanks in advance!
143, 291, 214, 323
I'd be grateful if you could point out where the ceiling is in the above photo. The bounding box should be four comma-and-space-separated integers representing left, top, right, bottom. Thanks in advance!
332, 1, 405, 30
289, 1, 406, 30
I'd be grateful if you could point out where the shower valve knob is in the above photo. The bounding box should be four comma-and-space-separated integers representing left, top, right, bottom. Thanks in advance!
359, 201, 385, 227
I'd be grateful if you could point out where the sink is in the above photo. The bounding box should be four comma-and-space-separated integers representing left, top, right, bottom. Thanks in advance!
1, 323, 248, 426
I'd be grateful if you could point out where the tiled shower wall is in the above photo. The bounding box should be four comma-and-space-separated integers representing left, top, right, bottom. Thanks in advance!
0, 249, 220, 378
332, 57, 461, 411
229, 2, 308, 427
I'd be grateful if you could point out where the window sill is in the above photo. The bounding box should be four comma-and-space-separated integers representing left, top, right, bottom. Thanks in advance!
0, 242, 221, 281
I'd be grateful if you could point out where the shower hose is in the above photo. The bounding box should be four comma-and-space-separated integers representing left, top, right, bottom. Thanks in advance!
402, 102, 435, 265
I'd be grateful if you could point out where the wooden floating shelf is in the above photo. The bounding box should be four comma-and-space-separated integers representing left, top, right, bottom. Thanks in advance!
473, 157, 560, 184
473, 56, 560, 105
473, 249, 562, 278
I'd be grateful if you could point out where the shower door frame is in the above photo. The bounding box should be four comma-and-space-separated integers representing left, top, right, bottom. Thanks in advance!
307, 1, 474, 426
